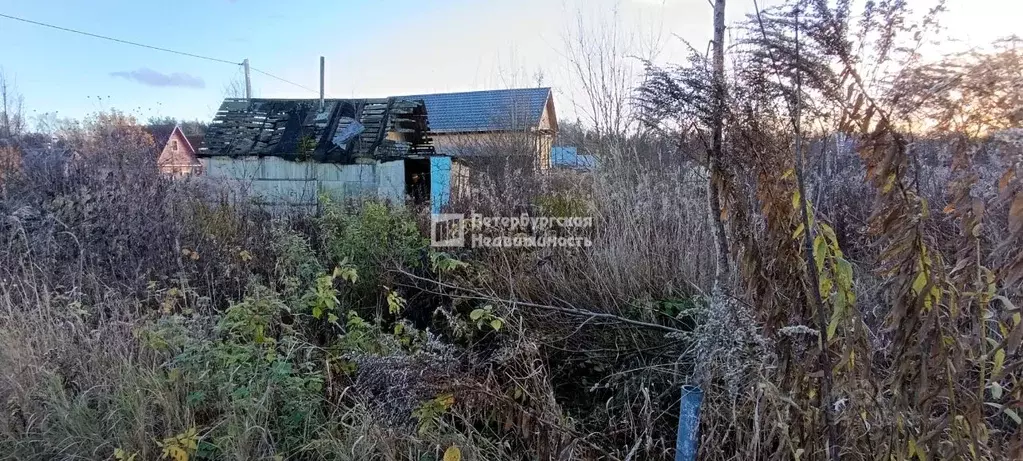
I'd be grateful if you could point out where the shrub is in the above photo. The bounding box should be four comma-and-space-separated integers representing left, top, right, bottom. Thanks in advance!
144, 286, 327, 459
316, 199, 427, 307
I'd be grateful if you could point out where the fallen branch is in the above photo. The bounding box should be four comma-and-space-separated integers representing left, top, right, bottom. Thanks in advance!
395, 268, 687, 335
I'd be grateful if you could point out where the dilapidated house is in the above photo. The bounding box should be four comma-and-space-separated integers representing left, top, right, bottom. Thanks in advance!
199, 97, 436, 211
199, 88, 558, 213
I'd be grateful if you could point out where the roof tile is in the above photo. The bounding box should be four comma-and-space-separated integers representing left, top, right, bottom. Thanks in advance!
400, 87, 551, 133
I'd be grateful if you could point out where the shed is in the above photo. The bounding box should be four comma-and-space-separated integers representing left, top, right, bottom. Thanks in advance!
199, 97, 437, 211
551, 146, 597, 170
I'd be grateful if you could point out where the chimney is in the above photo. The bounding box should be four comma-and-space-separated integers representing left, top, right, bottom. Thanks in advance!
319, 56, 325, 111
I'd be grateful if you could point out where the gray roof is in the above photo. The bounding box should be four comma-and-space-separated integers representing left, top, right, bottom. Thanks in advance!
201, 98, 434, 162
399, 87, 551, 133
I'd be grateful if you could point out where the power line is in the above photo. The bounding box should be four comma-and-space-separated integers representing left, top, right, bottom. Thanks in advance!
0, 11, 320, 95
0, 12, 240, 65
250, 67, 318, 94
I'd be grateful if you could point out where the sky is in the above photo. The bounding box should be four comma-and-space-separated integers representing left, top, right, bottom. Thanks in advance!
0, 0, 1019, 127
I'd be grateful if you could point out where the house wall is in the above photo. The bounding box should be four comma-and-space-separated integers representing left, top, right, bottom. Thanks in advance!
203, 156, 406, 212
430, 131, 553, 171
539, 105, 554, 130
537, 133, 552, 171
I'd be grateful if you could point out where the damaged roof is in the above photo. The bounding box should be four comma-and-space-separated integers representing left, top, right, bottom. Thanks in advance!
399, 87, 552, 133
146, 124, 204, 153
200, 98, 434, 162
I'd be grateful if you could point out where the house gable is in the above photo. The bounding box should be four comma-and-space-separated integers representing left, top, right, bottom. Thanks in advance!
539, 93, 557, 132
157, 126, 200, 168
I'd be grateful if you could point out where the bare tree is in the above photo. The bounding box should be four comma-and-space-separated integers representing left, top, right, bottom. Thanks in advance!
563, 6, 639, 143
31, 112, 61, 135
0, 69, 25, 139
707, 0, 730, 291
222, 68, 247, 99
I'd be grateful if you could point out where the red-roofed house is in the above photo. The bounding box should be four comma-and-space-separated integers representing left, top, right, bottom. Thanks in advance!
157, 126, 203, 176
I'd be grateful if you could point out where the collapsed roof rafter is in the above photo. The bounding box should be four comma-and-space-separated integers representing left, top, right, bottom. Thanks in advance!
201, 97, 435, 162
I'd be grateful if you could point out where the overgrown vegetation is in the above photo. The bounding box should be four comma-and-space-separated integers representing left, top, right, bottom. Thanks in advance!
1, 1, 1021, 460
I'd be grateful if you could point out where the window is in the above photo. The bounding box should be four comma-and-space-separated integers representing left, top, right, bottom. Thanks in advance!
170, 140, 178, 151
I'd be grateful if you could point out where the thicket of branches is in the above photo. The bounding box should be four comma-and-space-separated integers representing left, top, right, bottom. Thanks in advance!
634, 0, 1023, 458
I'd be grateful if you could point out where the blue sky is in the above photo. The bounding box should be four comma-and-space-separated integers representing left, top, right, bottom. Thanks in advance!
1, 0, 609, 124
1, 0, 522, 122
0, 0, 1018, 127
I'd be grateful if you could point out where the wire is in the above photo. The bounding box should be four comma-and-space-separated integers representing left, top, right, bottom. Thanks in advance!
0, 12, 240, 65
249, 67, 319, 94
0, 11, 319, 95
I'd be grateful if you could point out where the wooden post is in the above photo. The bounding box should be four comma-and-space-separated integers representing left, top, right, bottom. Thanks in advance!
243, 58, 251, 99
319, 56, 325, 111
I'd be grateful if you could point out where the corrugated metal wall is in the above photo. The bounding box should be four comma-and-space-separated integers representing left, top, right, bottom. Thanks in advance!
203, 157, 406, 212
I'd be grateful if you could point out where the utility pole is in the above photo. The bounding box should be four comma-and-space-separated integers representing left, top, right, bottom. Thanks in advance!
242, 58, 251, 99
319, 56, 325, 111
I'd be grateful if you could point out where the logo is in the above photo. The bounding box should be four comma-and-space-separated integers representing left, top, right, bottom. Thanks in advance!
431, 213, 594, 248
431, 213, 465, 247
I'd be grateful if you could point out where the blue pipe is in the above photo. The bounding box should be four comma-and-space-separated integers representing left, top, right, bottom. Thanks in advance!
675, 385, 704, 461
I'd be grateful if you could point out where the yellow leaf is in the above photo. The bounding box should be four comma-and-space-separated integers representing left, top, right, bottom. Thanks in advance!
813, 234, 827, 272
163, 445, 188, 461
437, 393, 455, 409
819, 222, 837, 245
114, 448, 138, 461
827, 293, 845, 341
443, 446, 462, 461
835, 258, 854, 291
882, 173, 897, 193
911, 272, 927, 296
993, 349, 1006, 377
